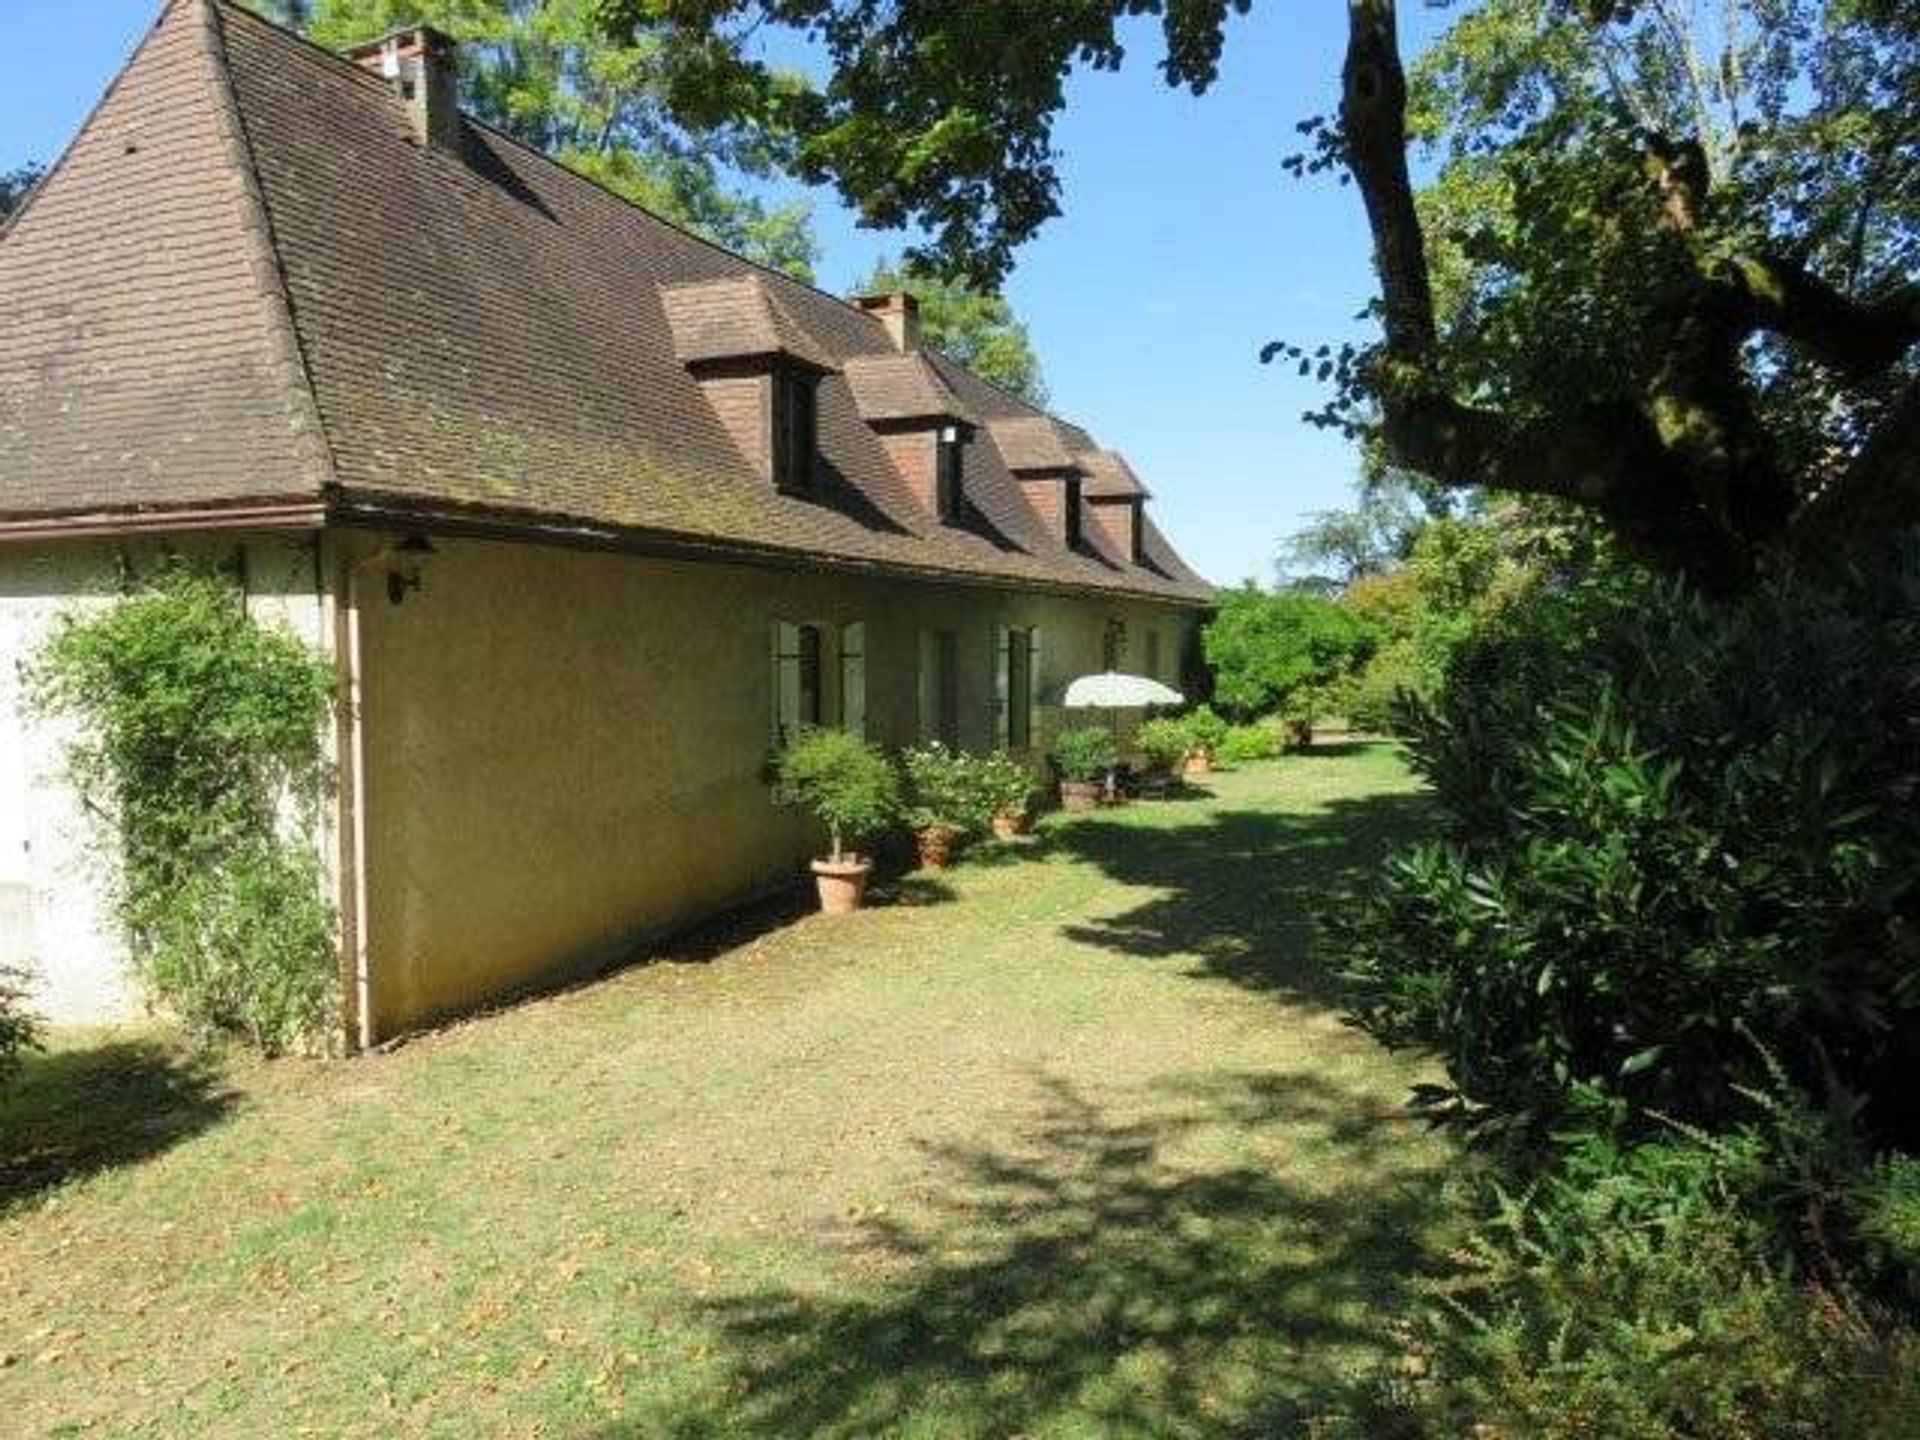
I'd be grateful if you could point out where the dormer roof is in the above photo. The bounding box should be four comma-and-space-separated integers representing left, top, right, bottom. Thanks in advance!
660, 276, 836, 372
841, 352, 968, 424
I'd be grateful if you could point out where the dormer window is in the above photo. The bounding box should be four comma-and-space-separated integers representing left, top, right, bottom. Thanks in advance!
772, 369, 818, 494
936, 425, 964, 523
1064, 478, 1084, 549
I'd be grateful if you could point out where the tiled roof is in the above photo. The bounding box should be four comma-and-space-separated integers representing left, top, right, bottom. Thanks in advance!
1082, 450, 1149, 499
0, 0, 1211, 604
660, 276, 836, 372
841, 353, 966, 423
986, 416, 1082, 473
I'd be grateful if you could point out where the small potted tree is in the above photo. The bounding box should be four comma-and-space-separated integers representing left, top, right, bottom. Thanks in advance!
1133, 716, 1192, 797
773, 728, 899, 913
1050, 725, 1117, 813
900, 743, 992, 868
1181, 705, 1228, 776
978, 750, 1037, 839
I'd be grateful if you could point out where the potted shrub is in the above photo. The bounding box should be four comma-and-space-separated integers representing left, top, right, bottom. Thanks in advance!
977, 749, 1037, 839
773, 728, 899, 913
1050, 725, 1117, 812
1181, 705, 1228, 775
900, 743, 992, 868
1133, 716, 1191, 797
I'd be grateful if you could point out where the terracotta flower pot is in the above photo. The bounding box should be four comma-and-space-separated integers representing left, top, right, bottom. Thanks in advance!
991, 808, 1029, 841
810, 855, 872, 914
914, 824, 962, 869
1183, 749, 1214, 776
1059, 779, 1102, 813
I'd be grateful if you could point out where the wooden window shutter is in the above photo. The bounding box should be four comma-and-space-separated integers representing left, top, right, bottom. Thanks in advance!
1028, 626, 1043, 750
840, 622, 866, 737
993, 625, 1011, 749
771, 619, 802, 744
916, 628, 935, 741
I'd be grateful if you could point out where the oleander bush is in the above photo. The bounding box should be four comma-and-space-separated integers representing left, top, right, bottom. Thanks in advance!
1332, 549, 1920, 1149
1049, 725, 1117, 783
899, 742, 996, 834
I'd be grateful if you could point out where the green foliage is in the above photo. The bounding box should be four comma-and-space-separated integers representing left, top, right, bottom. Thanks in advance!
1333, 547, 1920, 1146
1856, 1154, 1920, 1303
1178, 703, 1229, 756
1201, 584, 1376, 722
286, 0, 819, 278
1132, 717, 1191, 770
0, 962, 41, 1088
1048, 725, 1116, 783
856, 258, 1046, 404
899, 743, 997, 834
1, 161, 44, 222
27, 566, 337, 1054
973, 749, 1036, 819
1216, 722, 1279, 765
1399, 1124, 1920, 1438
773, 728, 898, 860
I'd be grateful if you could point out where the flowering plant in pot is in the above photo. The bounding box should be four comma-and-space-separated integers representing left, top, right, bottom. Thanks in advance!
977, 749, 1037, 839
1050, 725, 1117, 812
1180, 705, 1228, 775
1133, 716, 1192, 796
773, 728, 899, 913
900, 743, 993, 868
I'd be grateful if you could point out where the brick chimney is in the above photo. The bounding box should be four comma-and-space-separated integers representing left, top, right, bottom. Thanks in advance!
854, 291, 921, 352
346, 27, 461, 151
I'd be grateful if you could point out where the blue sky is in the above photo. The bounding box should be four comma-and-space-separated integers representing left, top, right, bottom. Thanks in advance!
0, 2, 1449, 586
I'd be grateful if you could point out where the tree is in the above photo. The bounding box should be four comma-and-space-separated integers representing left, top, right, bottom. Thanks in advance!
1, 162, 43, 222
280, 0, 819, 278
586, 0, 1920, 592
1278, 469, 1432, 587
1200, 584, 1376, 720
855, 258, 1047, 404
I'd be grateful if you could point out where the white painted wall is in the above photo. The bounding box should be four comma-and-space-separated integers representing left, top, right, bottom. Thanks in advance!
0, 533, 330, 1024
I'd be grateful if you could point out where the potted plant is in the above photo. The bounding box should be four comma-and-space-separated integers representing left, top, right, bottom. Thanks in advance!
1050, 725, 1117, 812
773, 728, 899, 913
977, 749, 1037, 839
900, 743, 992, 868
1181, 704, 1228, 775
1133, 716, 1191, 796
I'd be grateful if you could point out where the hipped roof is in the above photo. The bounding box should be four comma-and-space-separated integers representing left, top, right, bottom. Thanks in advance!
0, 0, 1210, 603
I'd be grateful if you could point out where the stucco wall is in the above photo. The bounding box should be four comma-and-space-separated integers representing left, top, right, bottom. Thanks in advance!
353, 534, 1202, 1038
0, 533, 331, 1024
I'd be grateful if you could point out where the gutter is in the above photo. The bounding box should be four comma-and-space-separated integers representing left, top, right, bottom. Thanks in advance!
0, 500, 326, 542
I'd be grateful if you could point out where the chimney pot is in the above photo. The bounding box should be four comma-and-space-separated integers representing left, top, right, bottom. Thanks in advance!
855, 290, 921, 352
346, 26, 461, 152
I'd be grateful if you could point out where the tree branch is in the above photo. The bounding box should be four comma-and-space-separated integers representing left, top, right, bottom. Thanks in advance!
1720, 257, 1920, 381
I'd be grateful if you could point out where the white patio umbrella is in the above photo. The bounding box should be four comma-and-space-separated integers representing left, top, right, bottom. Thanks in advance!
1061, 671, 1185, 799
1061, 672, 1185, 709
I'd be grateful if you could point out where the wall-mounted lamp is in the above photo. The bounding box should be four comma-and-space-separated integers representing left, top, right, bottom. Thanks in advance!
386, 532, 436, 606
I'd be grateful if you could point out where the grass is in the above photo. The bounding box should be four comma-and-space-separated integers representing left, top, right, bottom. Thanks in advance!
0, 741, 1449, 1437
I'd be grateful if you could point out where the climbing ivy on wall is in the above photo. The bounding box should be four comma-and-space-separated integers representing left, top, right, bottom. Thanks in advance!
28, 565, 338, 1054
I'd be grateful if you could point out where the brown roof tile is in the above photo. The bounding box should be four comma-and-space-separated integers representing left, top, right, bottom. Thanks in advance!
0, 0, 1211, 603
1082, 450, 1149, 499
841, 352, 966, 423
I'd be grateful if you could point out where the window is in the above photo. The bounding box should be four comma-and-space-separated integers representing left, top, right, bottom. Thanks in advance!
771, 619, 825, 743
936, 426, 964, 523
918, 627, 961, 747
1064, 478, 1084, 549
1131, 499, 1146, 565
772, 369, 818, 493
996, 625, 1041, 750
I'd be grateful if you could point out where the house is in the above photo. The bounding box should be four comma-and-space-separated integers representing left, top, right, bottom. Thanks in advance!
0, 1, 1213, 1047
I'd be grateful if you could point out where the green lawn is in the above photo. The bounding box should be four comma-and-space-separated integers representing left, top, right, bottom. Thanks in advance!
0, 742, 1449, 1438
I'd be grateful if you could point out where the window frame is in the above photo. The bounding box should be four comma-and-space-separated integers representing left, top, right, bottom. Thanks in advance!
771, 368, 819, 494
935, 425, 964, 523
1064, 477, 1084, 549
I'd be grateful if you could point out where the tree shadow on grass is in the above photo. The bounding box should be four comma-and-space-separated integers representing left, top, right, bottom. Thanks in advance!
0, 1037, 235, 1215
611, 1071, 1441, 1438
1051, 789, 1435, 1010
